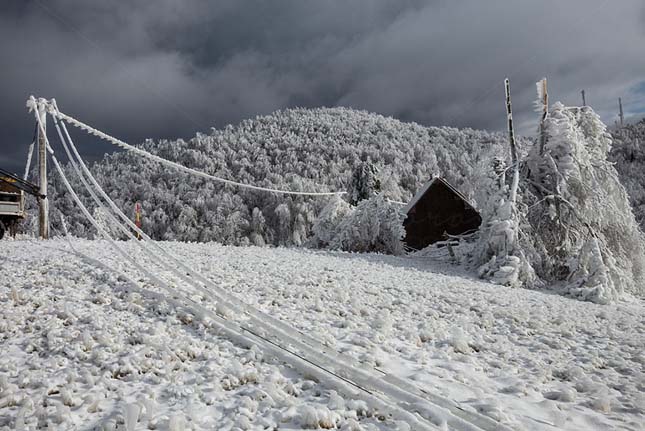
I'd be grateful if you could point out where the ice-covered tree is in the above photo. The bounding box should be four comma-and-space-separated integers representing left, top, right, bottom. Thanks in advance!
470, 96, 645, 303
473, 158, 535, 288
274, 203, 292, 246
473, 80, 535, 288
176, 206, 199, 242
311, 196, 352, 247
291, 203, 313, 247
330, 194, 405, 255
610, 118, 645, 230
348, 161, 381, 205
249, 207, 267, 247
522, 103, 645, 302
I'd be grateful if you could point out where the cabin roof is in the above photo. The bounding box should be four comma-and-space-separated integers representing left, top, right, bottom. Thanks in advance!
403, 176, 477, 215
402, 177, 482, 250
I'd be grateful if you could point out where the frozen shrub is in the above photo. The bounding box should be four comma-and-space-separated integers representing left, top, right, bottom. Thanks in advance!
312, 196, 352, 247
249, 207, 267, 247
299, 405, 339, 429
330, 195, 406, 255
449, 327, 471, 354
591, 396, 611, 413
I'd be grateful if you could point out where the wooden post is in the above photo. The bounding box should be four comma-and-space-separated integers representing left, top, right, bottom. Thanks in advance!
505, 78, 519, 205
581, 90, 586, 106
37, 100, 49, 239
135, 202, 142, 240
619, 97, 624, 126
538, 78, 548, 155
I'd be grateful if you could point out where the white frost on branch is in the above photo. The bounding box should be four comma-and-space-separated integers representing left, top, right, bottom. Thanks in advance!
473, 101, 645, 303
525, 103, 643, 302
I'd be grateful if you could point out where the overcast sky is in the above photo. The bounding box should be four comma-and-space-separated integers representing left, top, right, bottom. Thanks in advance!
1, 0, 644, 174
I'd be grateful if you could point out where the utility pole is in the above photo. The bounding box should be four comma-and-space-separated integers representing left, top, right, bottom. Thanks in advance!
581, 90, 586, 107
37, 99, 49, 239
538, 78, 548, 155
505, 78, 519, 205
619, 97, 624, 126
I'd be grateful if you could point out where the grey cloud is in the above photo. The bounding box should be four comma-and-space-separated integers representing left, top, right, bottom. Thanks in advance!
1, 0, 644, 174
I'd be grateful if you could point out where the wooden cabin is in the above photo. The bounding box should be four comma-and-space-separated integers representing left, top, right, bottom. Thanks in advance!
0, 168, 43, 239
0, 177, 25, 239
403, 177, 481, 250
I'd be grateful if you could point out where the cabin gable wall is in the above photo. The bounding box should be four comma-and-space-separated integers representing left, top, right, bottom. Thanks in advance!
403, 181, 481, 250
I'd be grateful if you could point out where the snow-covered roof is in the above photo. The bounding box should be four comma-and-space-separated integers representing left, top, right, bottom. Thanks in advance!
403, 176, 477, 214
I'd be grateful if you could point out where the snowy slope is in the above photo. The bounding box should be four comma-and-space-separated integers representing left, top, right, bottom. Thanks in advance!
1, 239, 644, 430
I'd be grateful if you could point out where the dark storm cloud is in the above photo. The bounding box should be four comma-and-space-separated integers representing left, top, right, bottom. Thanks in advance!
1, 0, 644, 174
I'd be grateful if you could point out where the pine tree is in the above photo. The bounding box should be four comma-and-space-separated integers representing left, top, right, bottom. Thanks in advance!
348, 161, 381, 205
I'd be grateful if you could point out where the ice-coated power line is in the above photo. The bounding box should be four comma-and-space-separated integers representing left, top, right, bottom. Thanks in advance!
35, 97, 507, 431
46, 103, 345, 197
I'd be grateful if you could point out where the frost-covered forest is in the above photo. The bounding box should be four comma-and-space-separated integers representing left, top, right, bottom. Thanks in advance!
41, 108, 520, 246
611, 118, 645, 230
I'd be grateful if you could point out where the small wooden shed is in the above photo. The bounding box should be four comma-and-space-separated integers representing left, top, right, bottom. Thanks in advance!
403, 177, 481, 250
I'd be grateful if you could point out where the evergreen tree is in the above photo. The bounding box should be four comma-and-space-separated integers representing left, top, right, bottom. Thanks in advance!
348, 161, 381, 205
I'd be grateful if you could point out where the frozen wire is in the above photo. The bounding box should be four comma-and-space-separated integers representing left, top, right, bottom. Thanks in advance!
35, 98, 514, 431
23, 125, 37, 180
52, 101, 364, 363
46, 124, 441, 431
47, 103, 502, 431
49, 106, 345, 197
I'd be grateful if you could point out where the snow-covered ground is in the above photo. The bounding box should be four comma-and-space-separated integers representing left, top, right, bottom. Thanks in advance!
1, 239, 644, 430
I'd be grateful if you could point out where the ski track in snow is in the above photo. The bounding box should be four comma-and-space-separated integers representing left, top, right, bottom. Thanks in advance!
1, 239, 644, 430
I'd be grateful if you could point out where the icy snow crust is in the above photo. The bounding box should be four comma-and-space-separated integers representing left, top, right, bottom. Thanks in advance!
1, 240, 644, 430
